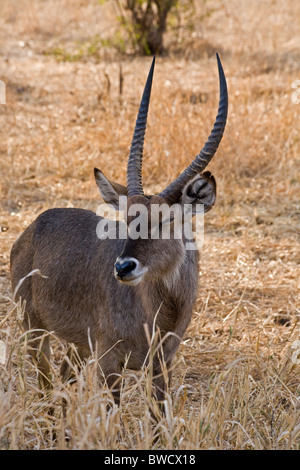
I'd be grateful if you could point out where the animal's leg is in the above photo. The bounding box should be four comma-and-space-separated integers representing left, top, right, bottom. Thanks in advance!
26, 329, 57, 430
151, 355, 173, 421
27, 330, 52, 392
60, 344, 87, 383
60, 345, 89, 418
98, 354, 123, 406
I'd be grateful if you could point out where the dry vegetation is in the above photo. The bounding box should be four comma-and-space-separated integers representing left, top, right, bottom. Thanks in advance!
0, 0, 299, 450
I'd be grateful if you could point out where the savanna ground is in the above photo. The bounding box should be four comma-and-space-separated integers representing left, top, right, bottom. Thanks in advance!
0, 0, 299, 450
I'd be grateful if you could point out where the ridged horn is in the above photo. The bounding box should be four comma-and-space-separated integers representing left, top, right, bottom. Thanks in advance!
127, 57, 155, 197
159, 53, 228, 202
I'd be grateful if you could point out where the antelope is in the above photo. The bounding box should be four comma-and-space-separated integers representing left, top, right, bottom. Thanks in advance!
10, 54, 228, 409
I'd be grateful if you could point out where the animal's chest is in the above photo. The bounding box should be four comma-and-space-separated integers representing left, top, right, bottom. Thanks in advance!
123, 291, 194, 371
143, 273, 198, 339
104, 258, 198, 368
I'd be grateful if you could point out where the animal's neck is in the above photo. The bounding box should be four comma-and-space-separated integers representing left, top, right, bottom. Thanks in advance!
143, 248, 199, 331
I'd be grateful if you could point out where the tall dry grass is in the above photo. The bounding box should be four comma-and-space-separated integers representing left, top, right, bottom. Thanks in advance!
0, 0, 299, 450
1, 299, 299, 449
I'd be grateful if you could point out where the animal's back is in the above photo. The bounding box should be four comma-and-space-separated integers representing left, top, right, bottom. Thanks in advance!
11, 207, 100, 290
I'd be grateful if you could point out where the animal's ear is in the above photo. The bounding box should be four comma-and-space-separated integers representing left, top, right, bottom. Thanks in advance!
94, 168, 127, 210
181, 171, 216, 214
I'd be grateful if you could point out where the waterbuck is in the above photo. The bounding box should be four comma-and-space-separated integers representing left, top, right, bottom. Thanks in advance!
10, 54, 228, 409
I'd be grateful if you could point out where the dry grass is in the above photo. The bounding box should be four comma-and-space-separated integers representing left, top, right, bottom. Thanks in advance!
0, 0, 299, 450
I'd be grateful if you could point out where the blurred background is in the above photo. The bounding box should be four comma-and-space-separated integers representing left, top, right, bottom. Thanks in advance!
0, 0, 299, 449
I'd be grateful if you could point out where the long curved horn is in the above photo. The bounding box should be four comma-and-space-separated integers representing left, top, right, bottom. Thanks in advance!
159, 53, 228, 203
127, 57, 155, 197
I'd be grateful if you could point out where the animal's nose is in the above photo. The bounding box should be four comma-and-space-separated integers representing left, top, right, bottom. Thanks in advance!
114, 260, 137, 279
